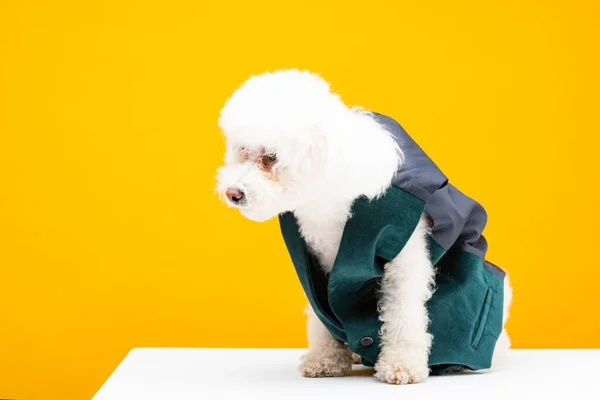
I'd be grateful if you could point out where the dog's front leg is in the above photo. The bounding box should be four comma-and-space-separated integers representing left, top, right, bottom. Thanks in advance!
374, 216, 435, 384
298, 304, 354, 377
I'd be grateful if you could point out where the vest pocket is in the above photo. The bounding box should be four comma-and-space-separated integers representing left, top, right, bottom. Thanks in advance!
470, 287, 493, 349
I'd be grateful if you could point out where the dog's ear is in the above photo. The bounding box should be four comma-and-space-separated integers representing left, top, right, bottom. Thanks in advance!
307, 119, 349, 185
307, 124, 330, 174
340, 110, 403, 199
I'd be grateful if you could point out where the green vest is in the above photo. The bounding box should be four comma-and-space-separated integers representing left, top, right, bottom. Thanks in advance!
278, 113, 505, 375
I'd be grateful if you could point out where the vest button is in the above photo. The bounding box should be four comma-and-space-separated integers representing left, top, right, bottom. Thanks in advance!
359, 336, 374, 346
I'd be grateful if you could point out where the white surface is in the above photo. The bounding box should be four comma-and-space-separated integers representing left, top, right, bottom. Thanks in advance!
93, 348, 600, 400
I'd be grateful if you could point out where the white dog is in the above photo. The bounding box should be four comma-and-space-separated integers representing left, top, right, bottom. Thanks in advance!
215, 69, 512, 384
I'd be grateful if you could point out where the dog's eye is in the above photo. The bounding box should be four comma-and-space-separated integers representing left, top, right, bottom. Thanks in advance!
238, 146, 254, 161
259, 153, 277, 171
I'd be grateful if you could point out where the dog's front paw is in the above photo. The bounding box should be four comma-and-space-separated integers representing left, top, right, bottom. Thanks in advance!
374, 360, 429, 385
298, 352, 352, 377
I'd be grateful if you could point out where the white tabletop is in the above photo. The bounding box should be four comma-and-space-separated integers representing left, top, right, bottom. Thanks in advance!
93, 348, 600, 399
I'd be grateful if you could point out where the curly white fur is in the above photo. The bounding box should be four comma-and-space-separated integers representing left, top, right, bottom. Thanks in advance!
215, 69, 512, 384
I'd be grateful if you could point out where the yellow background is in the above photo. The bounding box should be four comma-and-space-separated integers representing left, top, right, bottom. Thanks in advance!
1, 0, 599, 398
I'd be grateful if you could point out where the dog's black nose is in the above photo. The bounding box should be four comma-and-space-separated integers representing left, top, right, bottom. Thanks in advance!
226, 188, 246, 205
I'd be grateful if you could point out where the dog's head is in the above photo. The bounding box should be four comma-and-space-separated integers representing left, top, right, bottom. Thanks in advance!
215, 69, 403, 222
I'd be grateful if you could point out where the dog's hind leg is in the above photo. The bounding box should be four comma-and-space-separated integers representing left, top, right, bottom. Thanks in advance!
491, 272, 513, 368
